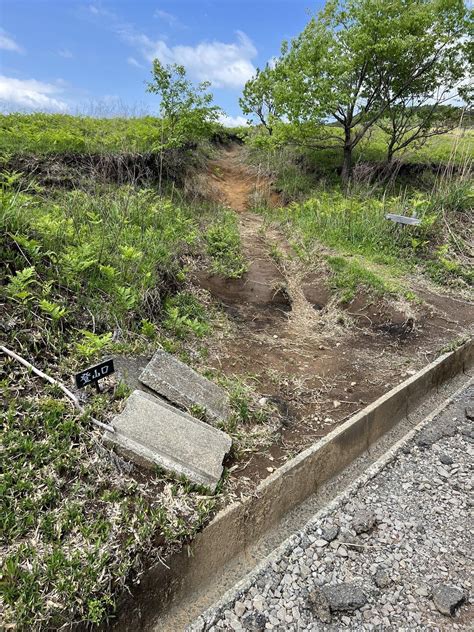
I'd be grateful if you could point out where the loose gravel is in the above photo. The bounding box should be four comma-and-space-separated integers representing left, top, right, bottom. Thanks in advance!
189, 383, 473, 630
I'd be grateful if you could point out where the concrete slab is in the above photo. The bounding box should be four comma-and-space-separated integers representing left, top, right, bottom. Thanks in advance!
104, 390, 232, 491
139, 350, 231, 423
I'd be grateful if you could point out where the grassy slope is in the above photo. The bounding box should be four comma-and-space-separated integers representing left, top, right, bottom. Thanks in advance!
2, 113, 471, 162
2, 372, 216, 629
0, 121, 249, 629
0, 113, 163, 154
247, 130, 473, 301
264, 182, 472, 297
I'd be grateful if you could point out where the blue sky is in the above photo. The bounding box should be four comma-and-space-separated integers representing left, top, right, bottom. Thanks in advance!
0, 0, 323, 124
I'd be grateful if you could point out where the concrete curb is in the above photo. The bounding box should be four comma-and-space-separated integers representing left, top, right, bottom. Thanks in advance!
113, 340, 473, 631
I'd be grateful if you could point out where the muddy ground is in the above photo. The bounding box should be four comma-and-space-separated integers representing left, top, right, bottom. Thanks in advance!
192, 145, 473, 495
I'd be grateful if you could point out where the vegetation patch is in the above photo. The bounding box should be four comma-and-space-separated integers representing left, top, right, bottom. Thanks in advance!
256, 169, 472, 302
0, 154, 246, 629
326, 255, 398, 302
0, 367, 217, 630
205, 210, 247, 278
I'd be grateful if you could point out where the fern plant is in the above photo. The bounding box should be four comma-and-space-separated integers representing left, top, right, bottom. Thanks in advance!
38, 299, 68, 322
6, 267, 36, 304
75, 331, 113, 360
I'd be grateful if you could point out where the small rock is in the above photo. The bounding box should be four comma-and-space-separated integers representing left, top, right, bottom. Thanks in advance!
307, 587, 332, 623
321, 524, 340, 542
339, 530, 361, 550
432, 584, 465, 616
252, 597, 265, 612
465, 405, 474, 420
353, 509, 377, 535
241, 612, 267, 631
276, 607, 286, 622
374, 569, 392, 589
322, 584, 367, 612
415, 586, 430, 597
439, 454, 454, 466
314, 539, 329, 548
235, 601, 246, 617
258, 397, 268, 407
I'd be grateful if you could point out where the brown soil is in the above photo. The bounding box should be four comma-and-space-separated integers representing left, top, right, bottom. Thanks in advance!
194, 145, 473, 494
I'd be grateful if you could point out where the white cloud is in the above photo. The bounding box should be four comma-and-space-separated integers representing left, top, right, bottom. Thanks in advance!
58, 48, 73, 59
154, 9, 179, 27
0, 75, 68, 111
0, 29, 24, 53
123, 30, 257, 89
218, 113, 248, 127
88, 4, 114, 18
127, 56, 143, 68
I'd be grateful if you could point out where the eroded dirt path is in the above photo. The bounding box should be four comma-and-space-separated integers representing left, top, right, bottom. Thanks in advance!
195, 145, 473, 489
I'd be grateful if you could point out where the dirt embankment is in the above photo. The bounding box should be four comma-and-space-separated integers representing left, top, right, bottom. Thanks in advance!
6, 145, 201, 188
194, 145, 473, 489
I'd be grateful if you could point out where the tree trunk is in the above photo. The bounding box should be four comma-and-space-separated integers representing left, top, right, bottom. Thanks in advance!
386, 137, 396, 164
341, 144, 353, 185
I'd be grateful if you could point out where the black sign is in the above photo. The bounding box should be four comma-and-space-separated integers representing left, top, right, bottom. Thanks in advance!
75, 359, 115, 389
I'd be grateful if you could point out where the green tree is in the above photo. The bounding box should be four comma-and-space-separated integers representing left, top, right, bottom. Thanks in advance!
244, 0, 470, 183
147, 61, 221, 148
378, 102, 463, 164
239, 63, 282, 135
374, 1, 472, 163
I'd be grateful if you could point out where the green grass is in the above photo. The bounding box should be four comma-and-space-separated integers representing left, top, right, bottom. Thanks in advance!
356, 127, 474, 166
259, 176, 473, 299
1, 173, 245, 364
0, 163, 246, 629
0, 113, 234, 156
0, 372, 216, 630
0, 113, 165, 154
326, 255, 400, 302
205, 209, 247, 278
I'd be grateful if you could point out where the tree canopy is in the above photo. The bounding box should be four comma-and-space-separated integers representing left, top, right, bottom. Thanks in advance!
241, 0, 472, 181
147, 61, 221, 149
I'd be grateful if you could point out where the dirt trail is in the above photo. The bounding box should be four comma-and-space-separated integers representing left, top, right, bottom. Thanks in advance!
203, 146, 324, 339
195, 144, 473, 487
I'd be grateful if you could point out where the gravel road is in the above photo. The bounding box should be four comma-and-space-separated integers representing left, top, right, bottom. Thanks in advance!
189, 382, 473, 631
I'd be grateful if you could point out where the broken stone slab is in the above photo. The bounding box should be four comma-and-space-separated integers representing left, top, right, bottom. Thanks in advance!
139, 350, 231, 423
104, 390, 232, 492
